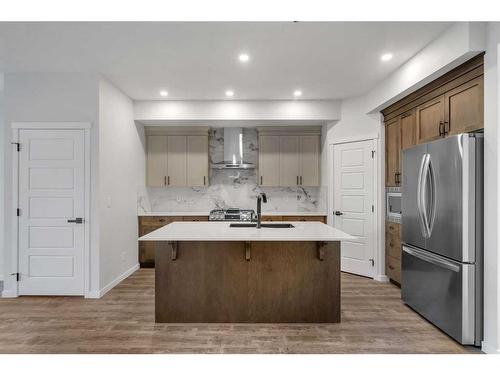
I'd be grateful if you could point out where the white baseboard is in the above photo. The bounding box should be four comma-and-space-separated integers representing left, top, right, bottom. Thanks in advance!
481, 340, 500, 354
374, 274, 389, 282
85, 263, 139, 299
1, 289, 18, 298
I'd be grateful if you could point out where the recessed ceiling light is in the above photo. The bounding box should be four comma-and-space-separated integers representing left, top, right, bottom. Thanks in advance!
381, 53, 393, 62
238, 53, 250, 63
159, 90, 168, 97
293, 90, 302, 97
225, 90, 234, 97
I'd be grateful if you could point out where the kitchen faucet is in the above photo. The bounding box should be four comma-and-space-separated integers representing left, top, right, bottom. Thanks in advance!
256, 193, 267, 229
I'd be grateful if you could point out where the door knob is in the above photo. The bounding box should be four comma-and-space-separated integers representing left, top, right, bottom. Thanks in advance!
67, 218, 84, 224
334, 211, 343, 216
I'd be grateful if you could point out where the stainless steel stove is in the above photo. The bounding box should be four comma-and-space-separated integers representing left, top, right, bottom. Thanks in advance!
209, 208, 255, 222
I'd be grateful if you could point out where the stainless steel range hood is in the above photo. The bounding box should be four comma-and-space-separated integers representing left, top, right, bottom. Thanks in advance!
211, 128, 255, 169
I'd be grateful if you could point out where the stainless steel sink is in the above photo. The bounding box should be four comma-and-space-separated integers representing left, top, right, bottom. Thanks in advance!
229, 223, 295, 228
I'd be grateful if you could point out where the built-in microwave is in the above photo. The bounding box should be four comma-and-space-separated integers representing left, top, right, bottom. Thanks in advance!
386, 187, 402, 223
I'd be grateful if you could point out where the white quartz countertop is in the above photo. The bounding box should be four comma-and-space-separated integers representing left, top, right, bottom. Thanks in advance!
138, 221, 354, 242
138, 211, 328, 217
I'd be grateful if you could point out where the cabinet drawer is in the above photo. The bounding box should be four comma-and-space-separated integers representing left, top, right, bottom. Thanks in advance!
386, 255, 401, 284
386, 232, 401, 260
183, 216, 208, 222
261, 216, 283, 221
282, 216, 326, 223
386, 221, 400, 236
140, 216, 183, 226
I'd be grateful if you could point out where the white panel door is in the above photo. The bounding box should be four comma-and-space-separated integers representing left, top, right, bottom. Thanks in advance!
18, 129, 85, 295
333, 140, 375, 278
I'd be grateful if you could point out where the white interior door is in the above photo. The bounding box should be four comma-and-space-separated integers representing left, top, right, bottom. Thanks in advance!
18, 129, 86, 295
333, 140, 375, 278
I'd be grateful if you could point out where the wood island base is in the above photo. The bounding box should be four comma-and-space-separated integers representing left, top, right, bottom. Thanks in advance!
154, 240, 340, 323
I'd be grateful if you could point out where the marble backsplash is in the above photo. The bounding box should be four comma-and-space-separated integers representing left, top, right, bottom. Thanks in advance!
138, 128, 326, 214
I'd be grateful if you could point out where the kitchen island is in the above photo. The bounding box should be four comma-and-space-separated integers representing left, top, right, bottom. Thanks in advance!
139, 221, 354, 323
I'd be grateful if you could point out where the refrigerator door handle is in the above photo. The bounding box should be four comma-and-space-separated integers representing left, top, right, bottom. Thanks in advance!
417, 154, 429, 238
403, 245, 461, 272
424, 155, 436, 237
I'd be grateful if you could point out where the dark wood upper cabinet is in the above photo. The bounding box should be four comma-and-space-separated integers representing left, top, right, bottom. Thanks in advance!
415, 95, 445, 144
444, 76, 484, 136
385, 117, 401, 186
400, 110, 416, 150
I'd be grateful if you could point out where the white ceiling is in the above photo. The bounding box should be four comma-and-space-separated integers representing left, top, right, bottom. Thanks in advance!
0, 22, 452, 100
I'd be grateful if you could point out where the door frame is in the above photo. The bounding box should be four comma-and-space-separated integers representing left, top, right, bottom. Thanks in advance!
10, 122, 91, 297
328, 133, 387, 281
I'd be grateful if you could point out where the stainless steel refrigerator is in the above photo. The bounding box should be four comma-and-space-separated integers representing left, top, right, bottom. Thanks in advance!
401, 133, 483, 346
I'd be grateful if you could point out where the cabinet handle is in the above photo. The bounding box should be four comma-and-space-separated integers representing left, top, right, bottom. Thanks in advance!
296, 176, 299, 185
203, 176, 206, 185
439, 122, 445, 137
168, 176, 170, 185
300, 176, 303, 185
260, 176, 263, 185
388, 265, 394, 270
394, 172, 400, 184
164, 176, 167, 186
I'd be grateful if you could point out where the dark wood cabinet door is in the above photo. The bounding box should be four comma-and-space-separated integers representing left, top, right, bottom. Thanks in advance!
416, 96, 444, 144
400, 110, 416, 150
444, 77, 484, 136
385, 117, 401, 186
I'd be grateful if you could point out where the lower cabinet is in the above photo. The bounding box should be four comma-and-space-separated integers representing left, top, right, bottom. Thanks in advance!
138, 216, 208, 267
385, 220, 401, 285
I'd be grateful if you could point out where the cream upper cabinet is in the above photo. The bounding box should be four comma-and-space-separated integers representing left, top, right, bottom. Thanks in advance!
187, 135, 208, 187
299, 135, 320, 186
259, 135, 280, 187
279, 136, 300, 186
145, 127, 209, 187
258, 127, 321, 187
167, 136, 187, 186
146, 135, 167, 187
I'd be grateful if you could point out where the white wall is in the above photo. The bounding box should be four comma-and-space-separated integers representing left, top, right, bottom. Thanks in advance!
482, 22, 500, 354
1, 72, 100, 296
98, 79, 144, 293
0, 73, 4, 281
365, 22, 486, 113
134, 99, 341, 122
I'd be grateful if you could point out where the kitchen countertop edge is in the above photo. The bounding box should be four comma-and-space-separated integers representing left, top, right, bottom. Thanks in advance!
138, 211, 328, 217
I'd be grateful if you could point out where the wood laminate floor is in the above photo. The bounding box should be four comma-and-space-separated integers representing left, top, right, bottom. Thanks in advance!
0, 269, 480, 354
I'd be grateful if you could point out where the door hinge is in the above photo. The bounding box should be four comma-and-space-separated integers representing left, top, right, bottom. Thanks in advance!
371, 205, 374, 213
369, 258, 374, 267
11, 142, 21, 152
16, 208, 21, 217
11, 272, 20, 281
371, 150, 375, 158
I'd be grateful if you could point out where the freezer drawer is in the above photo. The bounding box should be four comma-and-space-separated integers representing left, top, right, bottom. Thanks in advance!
401, 245, 476, 345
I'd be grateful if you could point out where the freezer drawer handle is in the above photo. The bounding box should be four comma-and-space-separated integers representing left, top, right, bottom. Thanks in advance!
403, 246, 460, 273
